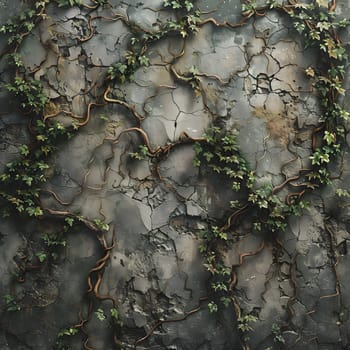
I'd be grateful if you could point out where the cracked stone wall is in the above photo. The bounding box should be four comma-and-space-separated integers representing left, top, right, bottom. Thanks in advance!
1, 1, 350, 349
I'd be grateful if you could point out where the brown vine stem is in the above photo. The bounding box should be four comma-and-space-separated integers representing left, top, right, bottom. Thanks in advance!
220, 204, 249, 232
104, 85, 144, 125
311, 124, 325, 151
229, 240, 265, 290
74, 302, 94, 349
43, 109, 74, 122
134, 297, 208, 347
43, 208, 100, 231
87, 236, 115, 293
43, 102, 103, 127
199, 15, 250, 29
113, 335, 135, 349
319, 221, 340, 300
272, 175, 301, 195
41, 189, 75, 206
286, 189, 307, 205
230, 295, 250, 350
78, 14, 124, 42
170, 65, 193, 82
76, 102, 104, 127
73, 309, 91, 330
111, 127, 160, 153
83, 338, 94, 350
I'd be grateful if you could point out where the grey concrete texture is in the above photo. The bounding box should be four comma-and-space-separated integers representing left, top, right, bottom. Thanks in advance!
1, 0, 350, 349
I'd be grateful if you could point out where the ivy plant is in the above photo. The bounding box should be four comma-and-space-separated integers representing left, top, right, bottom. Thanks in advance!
3, 294, 21, 312
4, 77, 48, 115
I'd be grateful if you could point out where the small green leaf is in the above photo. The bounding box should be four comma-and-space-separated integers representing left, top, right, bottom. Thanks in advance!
208, 301, 218, 313
65, 217, 74, 227
36, 251, 47, 262
95, 308, 106, 321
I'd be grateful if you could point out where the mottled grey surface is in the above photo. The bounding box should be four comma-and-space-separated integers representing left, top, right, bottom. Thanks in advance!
1, 0, 350, 349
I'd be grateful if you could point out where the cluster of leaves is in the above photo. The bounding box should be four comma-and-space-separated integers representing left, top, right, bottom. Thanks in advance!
163, 0, 194, 12
335, 188, 350, 208
177, 65, 202, 95
0, 0, 81, 50
193, 127, 253, 190
130, 144, 149, 160
237, 314, 258, 332
93, 218, 110, 231
307, 129, 342, 184
0, 119, 71, 217
163, 0, 199, 36
193, 128, 246, 311
248, 184, 308, 233
237, 314, 259, 342
241, 0, 258, 16
271, 323, 285, 345
4, 77, 48, 115
0, 2, 116, 349
57, 326, 79, 338
242, 2, 349, 187
2, 54, 48, 115
55, 307, 122, 349
286, 3, 349, 184
203, 244, 232, 312
0, 8, 38, 47
3, 294, 21, 312
163, 0, 200, 38
95, 307, 123, 325
107, 51, 150, 83
241, 0, 278, 17
55, 326, 79, 350
35, 232, 67, 263
264, 323, 286, 349
0, 0, 53, 48
199, 226, 238, 311
199, 225, 227, 253
289, 4, 349, 56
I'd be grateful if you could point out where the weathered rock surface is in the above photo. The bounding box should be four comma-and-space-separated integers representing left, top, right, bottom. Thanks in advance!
1, 0, 350, 349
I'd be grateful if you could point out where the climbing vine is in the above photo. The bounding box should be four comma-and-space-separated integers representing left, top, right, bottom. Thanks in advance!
187, 2, 350, 347
0, 0, 349, 349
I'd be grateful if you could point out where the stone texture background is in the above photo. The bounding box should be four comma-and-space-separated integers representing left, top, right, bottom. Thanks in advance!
1, 0, 350, 349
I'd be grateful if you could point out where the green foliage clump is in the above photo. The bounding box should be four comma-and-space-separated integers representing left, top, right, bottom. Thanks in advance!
36, 232, 67, 263
3, 294, 21, 312
248, 184, 308, 233
130, 145, 149, 160
4, 77, 48, 115
107, 52, 150, 84
193, 127, 253, 191
237, 314, 258, 332
163, 0, 194, 12
286, 3, 349, 185
0, 8, 37, 46
0, 120, 72, 217
271, 323, 285, 345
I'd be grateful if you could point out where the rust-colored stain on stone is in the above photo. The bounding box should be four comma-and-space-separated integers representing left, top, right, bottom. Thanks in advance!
252, 106, 293, 146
